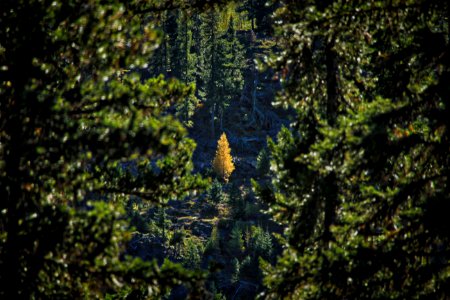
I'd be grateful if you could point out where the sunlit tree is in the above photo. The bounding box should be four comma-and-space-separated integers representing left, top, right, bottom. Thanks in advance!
212, 133, 235, 182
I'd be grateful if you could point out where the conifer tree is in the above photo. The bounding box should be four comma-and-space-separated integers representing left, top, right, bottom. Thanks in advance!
205, 224, 220, 252
171, 11, 199, 127
208, 179, 226, 203
228, 224, 244, 255
212, 133, 235, 182
239, 0, 277, 35
231, 258, 240, 284
258, 1, 450, 299
0, 1, 209, 298
215, 17, 246, 131
256, 147, 271, 177
200, 11, 246, 136
200, 8, 220, 137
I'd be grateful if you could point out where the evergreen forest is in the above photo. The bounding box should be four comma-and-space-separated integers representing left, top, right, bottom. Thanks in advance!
1, 0, 449, 299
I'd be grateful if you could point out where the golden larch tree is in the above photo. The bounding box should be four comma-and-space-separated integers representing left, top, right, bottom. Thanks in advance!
212, 133, 235, 182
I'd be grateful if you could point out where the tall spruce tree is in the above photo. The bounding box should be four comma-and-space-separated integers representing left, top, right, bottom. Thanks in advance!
215, 16, 246, 131
200, 10, 246, 136
200, 8, 221, 137
258, 0, 450, 299
173, 11, 199, 126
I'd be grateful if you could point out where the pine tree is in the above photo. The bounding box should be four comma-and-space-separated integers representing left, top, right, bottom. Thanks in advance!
231, 258, 240, 284
200, 11, 246, 136
0, 1, 208, 298
250, 226, 272, 260
208, 179, 226, 203
212, 133, 235, 182
258, 0, 450, 299
191, 12, 207, 101
200, 8, 220, 138
228, 224, 244, 255
205, 224, 220, 253
256, 147, 270, 177
183, 237, 204, 269
215, 16, 246, 131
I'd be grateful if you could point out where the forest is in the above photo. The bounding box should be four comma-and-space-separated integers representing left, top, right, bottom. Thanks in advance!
1, 0, 449, 299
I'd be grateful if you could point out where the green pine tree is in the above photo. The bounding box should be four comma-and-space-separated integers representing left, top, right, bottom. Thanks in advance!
0, 1, 207, 298
215, 16, 246, 131
257, 1, 450, 299
256, 147, 271, 177
228, 224, 244, 255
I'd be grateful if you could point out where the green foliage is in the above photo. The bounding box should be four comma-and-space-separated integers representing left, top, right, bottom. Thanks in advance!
150, 207, 172, 242
150, 6, 247, 134
182, 237, 204, 269
0, 0, 208, 298
230, 184, 246, 219
238, 255, 254, 280
259, 0, 450, 299
176, 92, 199, 127
214, 292, 227, 300
228, 224, 245, 255
256, 147, 271, 177
244, 202, 260, 219
169, 229, 186, 258
205, 224, 220, 253
231, 258, 240, 284
199, 10, 247, 132
208, 179, 226, 204
249, 226, 272, 260
239, 0, 278, 34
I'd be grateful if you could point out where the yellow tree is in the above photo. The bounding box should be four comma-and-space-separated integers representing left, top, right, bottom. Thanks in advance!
212, 133, 235, 182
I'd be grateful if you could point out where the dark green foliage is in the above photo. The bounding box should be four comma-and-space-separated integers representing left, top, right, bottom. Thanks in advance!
231, 258, 240, 284
256, 147, 271, 177
258, 0, 450, 299
208, 179, 226, 204
239, 0, 277, 34
249, 226, 272, 261
153, 207, 172, 242
0, 0, 208, 298
229, 182, 243, 204
130, 212, 150, 233
170, 229, 186, 258
151, 6, 247, 134
228, 224, 245, 256
230, 184, 246, 219
219, 17, 246, 102
243, 202, 259, 219
182, 237, 204, 269
176, 92, 199, 127
238, 255, 254, 280
214, 17, 247, 130
199, 10, 247, 133
205, 224, 220, 253
171, 11, 200, 127
126, 198, 150, 233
